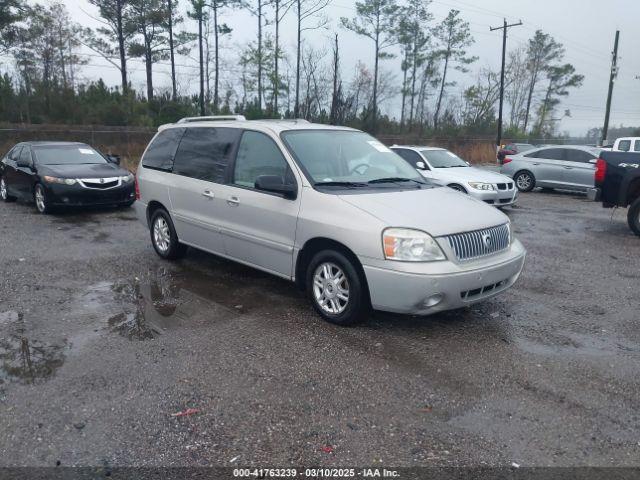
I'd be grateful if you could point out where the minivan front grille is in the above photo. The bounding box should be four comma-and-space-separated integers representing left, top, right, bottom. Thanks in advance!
444, 224, 510, 261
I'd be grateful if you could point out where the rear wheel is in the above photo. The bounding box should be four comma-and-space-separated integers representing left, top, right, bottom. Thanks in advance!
34, 183, 54, 214
306, 250, 369, 326
628, 198, 640, 236
0, 177, 16, 202
150, 209, 187, 260
514, 171, 535, 192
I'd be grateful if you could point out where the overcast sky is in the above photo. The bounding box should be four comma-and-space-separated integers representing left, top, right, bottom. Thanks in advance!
63, 0, 639, 136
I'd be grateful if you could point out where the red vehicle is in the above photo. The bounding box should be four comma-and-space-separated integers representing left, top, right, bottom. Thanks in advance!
497, 143, 535, 165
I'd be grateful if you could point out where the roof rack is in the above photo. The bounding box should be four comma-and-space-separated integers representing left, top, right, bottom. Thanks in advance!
176, 115, 246, 123
254, 118, 310, 124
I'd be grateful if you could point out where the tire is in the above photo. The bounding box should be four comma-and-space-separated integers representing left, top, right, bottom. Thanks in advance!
306, 249, 370, 326
150, 209, 187, 260
448, 183, 467, 193
0, 177, 16, 202
628, 198, 640, 237
514, 170, 536, 192
34, 183, 54, 214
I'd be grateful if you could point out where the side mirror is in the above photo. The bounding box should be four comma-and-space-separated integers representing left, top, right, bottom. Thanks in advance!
415, 161, 427, 170
255, 175, 297, 199
589, 159, 597, 164
466, 161, 471, 166
107, 154, 121, 165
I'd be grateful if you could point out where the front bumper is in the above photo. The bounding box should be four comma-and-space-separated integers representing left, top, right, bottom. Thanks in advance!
469, 187, 518, 206
586, 187, 601, 202
362, 240, 526, 315
45, 182, 136, 206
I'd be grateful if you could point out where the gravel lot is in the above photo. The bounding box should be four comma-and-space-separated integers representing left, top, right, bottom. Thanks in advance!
0, 188, 639, 469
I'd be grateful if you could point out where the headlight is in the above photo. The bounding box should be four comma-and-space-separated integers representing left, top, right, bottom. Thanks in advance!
120, 174, 134, 183
468, 182, 495, 191
43, 176, 77, 185
382, 228, 446, 262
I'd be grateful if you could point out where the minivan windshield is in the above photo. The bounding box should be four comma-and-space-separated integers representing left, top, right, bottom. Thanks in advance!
281, 130, 425, 186
421, 150, 468, 168
33, 145, 108, 165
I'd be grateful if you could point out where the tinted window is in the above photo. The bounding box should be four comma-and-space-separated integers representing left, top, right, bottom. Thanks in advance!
617, 140, 631, 152
528, 148, 566, 160
565, 149, 595, 163
233, 131, 290, 188
8, 146, 22, 161
393, 149, 425, 168
173, 127, 241, 182
634, 141, 640, 152
33, 145, 107, 165
142, 128, 185, 171
19, 147, 32, 166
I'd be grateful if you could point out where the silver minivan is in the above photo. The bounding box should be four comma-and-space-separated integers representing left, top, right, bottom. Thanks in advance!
135, 117, 526, 325
500, 145, 601, 192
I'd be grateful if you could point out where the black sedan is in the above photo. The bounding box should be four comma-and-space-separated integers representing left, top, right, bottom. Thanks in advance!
0, 141, 136, 214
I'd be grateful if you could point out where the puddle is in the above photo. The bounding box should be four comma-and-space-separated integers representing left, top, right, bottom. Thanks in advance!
101, 262, 299, 341
0, 336, 67, 384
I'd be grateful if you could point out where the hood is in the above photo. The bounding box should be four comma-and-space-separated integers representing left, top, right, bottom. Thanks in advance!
339, 187, 508, 237
424, 166, 512, 184
38, 162, 129, 179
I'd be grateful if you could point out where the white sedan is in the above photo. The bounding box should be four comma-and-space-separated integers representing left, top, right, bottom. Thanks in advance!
391, 145, 518, 207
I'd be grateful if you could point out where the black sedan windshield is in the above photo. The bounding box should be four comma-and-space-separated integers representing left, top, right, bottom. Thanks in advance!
33, 145, 108, 165
281, 130, 424, 185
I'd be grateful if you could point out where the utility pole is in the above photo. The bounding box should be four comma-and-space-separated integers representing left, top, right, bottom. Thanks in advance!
490, 18, 523, 151
602, 30, 620, 145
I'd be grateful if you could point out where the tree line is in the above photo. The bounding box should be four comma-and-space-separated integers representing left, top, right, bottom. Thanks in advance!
0, 0, 584, 139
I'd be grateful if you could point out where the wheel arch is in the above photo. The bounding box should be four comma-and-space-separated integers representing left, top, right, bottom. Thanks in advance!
146, 200, 169, 228
625, 177, 640, 206
294, 237, 370, 299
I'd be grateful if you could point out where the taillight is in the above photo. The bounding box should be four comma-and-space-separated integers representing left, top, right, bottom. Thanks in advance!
134, 170, 140, 200
594, 158, 607, 184
503, 157, 513, 164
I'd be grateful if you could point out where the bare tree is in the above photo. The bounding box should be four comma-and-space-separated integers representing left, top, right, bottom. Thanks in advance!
294, 0, 329, 118
341, 0, 398, 132
432, 9, 476, 129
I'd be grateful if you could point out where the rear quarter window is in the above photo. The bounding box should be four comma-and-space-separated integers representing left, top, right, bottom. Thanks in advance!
141, 128, 185, 171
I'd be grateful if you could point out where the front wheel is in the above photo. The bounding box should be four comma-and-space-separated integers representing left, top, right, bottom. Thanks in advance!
306, 250, 370, 326
150, 209, 187, 260
514, 171, 536, 192
628, 198, 640, 236
34, 183, 53, 214
448, 183, 467, 193
0, 177, 16, 202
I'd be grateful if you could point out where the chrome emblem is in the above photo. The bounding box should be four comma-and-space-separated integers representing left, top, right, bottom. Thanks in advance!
99, 178, 105, 184
482, 233, 492, 248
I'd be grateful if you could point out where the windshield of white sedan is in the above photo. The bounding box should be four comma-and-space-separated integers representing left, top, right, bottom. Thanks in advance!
33, 145, 108, 165
421, 150, 468, 168
282, 130, 425, 186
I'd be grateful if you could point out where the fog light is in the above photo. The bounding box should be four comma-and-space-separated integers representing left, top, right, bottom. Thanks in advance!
423, 293, 443, 308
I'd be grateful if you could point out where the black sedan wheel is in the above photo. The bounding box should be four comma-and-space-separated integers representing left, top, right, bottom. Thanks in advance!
34, 184, 53, 214
0, 178, 16, 202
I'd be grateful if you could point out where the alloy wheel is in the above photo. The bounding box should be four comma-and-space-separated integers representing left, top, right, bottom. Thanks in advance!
153, 217, 171, 253
516, 173, 532, 191
312, 262, 350, 314
35, 186, 45, 212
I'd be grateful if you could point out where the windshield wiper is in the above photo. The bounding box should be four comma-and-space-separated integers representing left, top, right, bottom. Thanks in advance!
367, 177, 425, 185
315, 181, 368, 188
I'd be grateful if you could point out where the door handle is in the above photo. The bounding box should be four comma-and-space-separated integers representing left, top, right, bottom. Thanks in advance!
201, 190, 215, 199
227, 195, 240, 206
532, 163, 540, 166
564, 166, 573, 170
